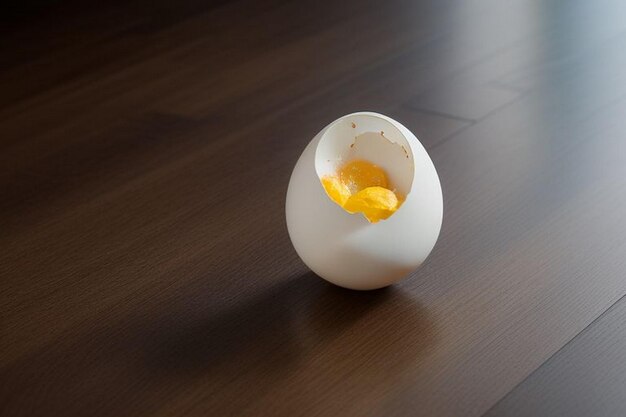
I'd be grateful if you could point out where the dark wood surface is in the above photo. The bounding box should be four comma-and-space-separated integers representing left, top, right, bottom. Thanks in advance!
2, 0, 626, 416
485, 295, 626, 417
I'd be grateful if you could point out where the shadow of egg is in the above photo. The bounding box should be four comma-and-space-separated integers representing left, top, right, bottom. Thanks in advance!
294, 274, 437, 395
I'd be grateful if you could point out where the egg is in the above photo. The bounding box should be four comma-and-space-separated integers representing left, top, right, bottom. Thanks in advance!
285, 112, 443, 290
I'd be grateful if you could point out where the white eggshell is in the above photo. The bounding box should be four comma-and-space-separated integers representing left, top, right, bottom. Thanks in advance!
285, 112, 443, 290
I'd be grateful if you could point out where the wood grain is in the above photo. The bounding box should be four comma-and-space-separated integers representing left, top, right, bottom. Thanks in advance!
2, 0, 626, 416
484, 296, 626, 417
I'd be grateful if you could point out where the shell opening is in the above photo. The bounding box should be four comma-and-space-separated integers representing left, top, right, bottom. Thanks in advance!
315, 114, 414, 222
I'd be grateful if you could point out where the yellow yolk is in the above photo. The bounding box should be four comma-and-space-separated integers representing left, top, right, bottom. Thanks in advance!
321, 176, 351, 206
338, 159, 388, 193
321, 159, 403, 223
344, 186, 399, 222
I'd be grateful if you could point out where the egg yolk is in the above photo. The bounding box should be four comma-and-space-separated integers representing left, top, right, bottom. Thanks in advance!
321, 159, 403, 223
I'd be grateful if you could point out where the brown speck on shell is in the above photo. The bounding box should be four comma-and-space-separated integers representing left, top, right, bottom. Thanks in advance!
351, 122, 356, 128
350, 143, 354, 148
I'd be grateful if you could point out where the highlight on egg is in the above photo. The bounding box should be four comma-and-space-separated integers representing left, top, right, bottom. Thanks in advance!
286, 112, 443, 290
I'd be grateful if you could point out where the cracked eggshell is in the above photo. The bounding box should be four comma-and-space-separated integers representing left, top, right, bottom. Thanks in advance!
285, 112, 443, 290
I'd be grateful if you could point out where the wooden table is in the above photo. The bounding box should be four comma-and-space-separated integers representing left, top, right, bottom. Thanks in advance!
3, 0, 626, 416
